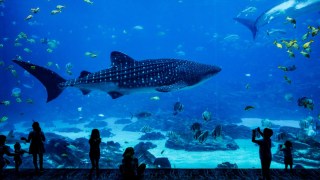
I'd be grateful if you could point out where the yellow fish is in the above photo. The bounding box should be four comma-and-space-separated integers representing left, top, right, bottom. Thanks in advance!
300, 51, 310, 58
302, 32, 309, 41
303, 40, 314, 49
273, 41, 282, 48
308, 26, 319, 37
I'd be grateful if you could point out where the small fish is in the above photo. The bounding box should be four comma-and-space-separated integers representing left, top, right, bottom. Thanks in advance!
286, 16, 296, 28
0, 116, 8, 122
284, 75, 292, 84
24, 48, 32, 53
26, 98, 33, 104
0, 61, 4, 66
61, 153, 68, 157
31, 7, 40, 13
286, 50, 295, 58
11, 69, 18, 77
47, 61, 53, 66
303, 40, 314, 49
297, 97, 314, 110
85, 52, 97, 58
55, 63, 60, 69
150, 96, 160, 101
308, 26, 319, 37
47, 48, 53, 53
30, 66, 36, 70
84, 0, 94, 4
245, 83, 250, 89
278, 65, 296, 72
25, 15, 33, 21
300, 51, 310, 58
56, 5, 65, 10
244, 106, 254, 111
161, 150, 165, 154
51, 9, 61, 15
202, 110, 212, 121
302, 32, 309, 40
1, 100, 10, 106
16, 98, 22, 103
273, 41, 282, 48
98, 113, 104, 117
173, 102, 184, 115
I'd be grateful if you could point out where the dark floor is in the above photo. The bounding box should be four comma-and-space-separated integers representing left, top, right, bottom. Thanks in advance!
1, 169, 319, 179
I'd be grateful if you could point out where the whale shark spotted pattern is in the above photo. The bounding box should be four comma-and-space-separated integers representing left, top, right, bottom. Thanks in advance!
13, 51, 221, 102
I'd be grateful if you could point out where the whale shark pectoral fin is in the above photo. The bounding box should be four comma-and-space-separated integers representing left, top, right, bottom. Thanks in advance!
108, 91, 124, 99
79, 71, 91, 78
80, 89, 91, 95
156, 82, 188, 92
233, 17, 258, 39
110, 51, 136, 67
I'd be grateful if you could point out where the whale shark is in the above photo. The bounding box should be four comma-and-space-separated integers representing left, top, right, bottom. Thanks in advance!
234, 0, 320, 39
13, 51, 221, 102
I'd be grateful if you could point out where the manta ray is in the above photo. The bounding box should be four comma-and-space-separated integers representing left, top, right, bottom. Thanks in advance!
234, 0, 320, 39
13, 51, 221, 102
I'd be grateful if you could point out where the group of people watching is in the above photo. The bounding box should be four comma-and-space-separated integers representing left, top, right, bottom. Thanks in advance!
1, 121, 146, 179
252, 127, 293, 180
1, 121, 293, 180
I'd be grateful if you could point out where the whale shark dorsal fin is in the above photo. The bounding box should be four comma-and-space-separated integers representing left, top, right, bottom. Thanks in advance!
79, 71, 91, 78
110, 51, 135, 67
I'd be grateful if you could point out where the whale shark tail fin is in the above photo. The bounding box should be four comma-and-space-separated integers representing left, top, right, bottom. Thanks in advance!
13, 60, 66, 102
233, 17, 258, 39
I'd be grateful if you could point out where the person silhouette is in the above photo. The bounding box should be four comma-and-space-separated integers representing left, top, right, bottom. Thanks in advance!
21, 121, 46, 173
13, 142, 27, 172
119, 147, 146, 180
280, 140, 293, 172
0, 135, 16, 175
252, 127, 273, 180
89, 129, 101, 174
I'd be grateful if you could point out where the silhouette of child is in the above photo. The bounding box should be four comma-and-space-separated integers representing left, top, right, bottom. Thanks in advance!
280, 140, 293, 172
119, 147, 146, 180
252, 127, 273, 180
89, 129, 101, 174
21, 121, 46, 173
14, 142, 27, 172
0, 135, 16, 175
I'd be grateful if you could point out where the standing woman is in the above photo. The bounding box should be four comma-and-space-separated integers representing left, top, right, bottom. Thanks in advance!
21, 121, 46, 173
89, 129, 101, 174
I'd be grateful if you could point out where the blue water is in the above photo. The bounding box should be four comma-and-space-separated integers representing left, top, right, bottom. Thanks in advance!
1, 0, 320, 169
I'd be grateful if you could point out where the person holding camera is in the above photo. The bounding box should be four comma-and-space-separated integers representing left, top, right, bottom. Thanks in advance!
252, 127, 273, 180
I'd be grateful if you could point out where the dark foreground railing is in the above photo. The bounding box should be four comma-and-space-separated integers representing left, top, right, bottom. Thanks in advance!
1, 168, 320, 179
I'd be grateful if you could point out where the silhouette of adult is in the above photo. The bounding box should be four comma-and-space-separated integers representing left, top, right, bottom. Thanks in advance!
119, 147, 146, 180
252, 127, 273, 180
89, 129, 101, 174
21, 121, 46, 173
